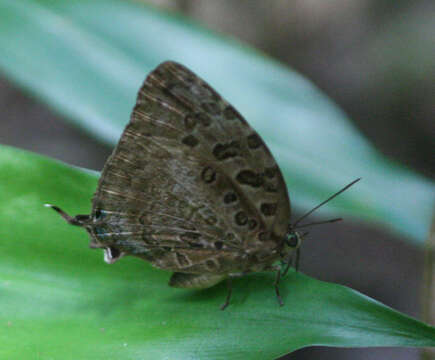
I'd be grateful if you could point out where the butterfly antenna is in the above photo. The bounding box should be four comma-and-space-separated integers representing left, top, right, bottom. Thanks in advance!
295, 217, 342, 229
292, 178, 361, 227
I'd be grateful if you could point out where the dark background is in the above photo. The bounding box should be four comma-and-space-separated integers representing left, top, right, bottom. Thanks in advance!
0, 1, 433, 359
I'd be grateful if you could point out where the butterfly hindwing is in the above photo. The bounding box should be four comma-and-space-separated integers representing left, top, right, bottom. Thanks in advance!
91, 61, 290, 273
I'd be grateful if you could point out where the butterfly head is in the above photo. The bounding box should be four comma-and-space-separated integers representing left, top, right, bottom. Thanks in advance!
280, 226, 306, 258
277, 227, 306, 274
279, 178, 362, 260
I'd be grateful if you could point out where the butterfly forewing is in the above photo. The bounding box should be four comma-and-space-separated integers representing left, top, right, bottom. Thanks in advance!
92, 61, 290, 273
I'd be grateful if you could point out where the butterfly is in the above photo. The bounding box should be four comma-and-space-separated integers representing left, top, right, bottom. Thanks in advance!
46, 61, 359, 309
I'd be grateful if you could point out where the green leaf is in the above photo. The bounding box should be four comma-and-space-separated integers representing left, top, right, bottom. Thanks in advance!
1, 145, 434, 359
0, 0, 433, 244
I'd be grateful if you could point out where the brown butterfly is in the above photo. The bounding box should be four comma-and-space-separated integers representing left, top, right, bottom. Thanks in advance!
46, 61, 359, 309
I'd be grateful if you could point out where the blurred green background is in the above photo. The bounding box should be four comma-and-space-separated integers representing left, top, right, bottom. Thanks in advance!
0, 1, 434, 359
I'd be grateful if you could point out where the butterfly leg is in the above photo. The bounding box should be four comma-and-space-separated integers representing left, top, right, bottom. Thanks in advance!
220, 278, 233, 311
293, 248, 301, 272
282, 256, 292, 277
274, 268, 284, 307
169, 273, 231, 310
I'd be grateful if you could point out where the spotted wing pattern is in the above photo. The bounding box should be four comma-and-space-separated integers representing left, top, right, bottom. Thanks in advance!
91, 61, 290, 274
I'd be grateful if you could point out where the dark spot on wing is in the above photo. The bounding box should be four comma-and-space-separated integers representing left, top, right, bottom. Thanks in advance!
236, 170, 264, 187
261, 203, 277, 216
201, 167, 216, 183
224, 192, 237, 204
247, 133, 262, 149
223, 105, 238, 120
214, 241, 224, 250
213, 141, 240, 160
235, 211, 248, 226
182, 135, 199, 147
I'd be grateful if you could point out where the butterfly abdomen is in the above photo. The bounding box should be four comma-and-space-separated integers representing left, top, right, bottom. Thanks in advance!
169, 272, 227, 289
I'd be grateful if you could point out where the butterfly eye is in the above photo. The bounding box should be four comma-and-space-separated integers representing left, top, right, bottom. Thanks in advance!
285, 233, 300, 248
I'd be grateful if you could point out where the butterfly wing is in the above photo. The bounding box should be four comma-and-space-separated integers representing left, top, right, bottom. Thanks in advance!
91, 61, 290, 273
